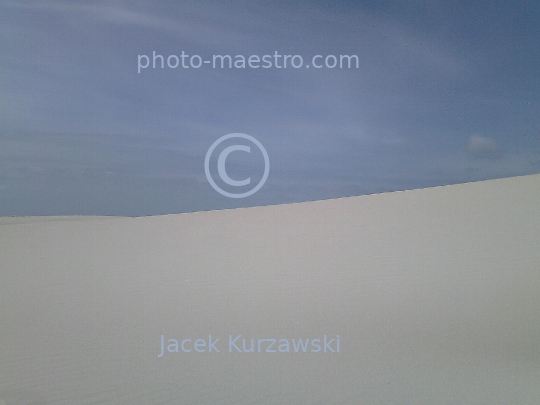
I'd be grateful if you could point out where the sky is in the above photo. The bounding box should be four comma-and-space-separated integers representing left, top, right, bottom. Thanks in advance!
1, 0, 539, 216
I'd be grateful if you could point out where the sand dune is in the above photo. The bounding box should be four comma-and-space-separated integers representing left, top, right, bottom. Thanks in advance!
1, 174, 539, 404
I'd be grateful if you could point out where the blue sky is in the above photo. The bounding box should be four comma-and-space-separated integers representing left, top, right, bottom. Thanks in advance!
1, 0, 539, 216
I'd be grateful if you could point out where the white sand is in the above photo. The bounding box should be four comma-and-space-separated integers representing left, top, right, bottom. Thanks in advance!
1, 174, 539, 404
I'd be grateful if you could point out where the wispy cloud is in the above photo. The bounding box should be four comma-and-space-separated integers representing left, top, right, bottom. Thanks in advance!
466, 134, 503, 160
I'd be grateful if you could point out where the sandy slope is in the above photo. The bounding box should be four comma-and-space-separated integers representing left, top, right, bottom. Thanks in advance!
1, 174, 539, 405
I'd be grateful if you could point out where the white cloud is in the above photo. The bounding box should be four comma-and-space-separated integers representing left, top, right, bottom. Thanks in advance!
466, 134, 503, 159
